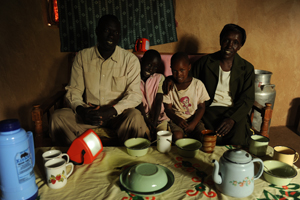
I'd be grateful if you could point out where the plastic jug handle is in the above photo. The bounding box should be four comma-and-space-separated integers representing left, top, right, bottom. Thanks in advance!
27, 131, 35, 166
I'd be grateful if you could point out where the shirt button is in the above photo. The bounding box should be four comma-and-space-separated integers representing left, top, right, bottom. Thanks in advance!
102, 74, 105, 77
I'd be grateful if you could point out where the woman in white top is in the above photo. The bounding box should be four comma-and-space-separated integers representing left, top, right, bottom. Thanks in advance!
191, 24, 255, 145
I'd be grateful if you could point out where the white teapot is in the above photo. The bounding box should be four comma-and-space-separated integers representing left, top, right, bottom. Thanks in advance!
212, 149, 264, 198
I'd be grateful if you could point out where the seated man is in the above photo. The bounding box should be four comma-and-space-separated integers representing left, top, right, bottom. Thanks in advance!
50, 14, 148, 146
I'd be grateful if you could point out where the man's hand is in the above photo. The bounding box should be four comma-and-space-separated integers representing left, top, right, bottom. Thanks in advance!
76, 105, 102, 126
96, 106, 117, 122
215, 118, 235, 137
162, 76, 175, 95
76, 104, 117, 126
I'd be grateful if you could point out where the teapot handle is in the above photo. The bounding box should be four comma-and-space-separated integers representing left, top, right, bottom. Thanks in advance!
252, 158, 264, 180
27, 131, 35, 167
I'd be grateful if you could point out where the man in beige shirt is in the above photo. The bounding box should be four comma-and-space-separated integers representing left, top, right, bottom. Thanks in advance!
50, 15, 148, 146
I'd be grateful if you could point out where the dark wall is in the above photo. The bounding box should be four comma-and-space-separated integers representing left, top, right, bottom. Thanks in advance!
0, 0, 69, 130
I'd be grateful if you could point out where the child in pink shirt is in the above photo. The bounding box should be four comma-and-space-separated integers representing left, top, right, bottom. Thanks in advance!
137, 50, 169, 140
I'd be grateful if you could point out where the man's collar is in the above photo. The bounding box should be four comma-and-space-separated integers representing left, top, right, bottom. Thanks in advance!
91, 46, 119, 62
110, 46, 118, 62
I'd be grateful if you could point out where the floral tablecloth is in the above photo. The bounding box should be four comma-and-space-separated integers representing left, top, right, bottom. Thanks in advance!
34, 145, 300, 200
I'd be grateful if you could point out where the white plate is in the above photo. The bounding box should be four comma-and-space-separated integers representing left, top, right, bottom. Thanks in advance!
119, 164, 175, 196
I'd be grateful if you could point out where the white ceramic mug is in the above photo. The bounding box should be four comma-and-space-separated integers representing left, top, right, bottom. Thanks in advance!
157, 131, 172, 153
42, 150, 69, 163
273, 146, 299, 166
249, 135, 270, 156
44, 158, 74, 189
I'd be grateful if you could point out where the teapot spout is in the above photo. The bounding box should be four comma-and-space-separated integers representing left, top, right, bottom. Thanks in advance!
212, 159, 222, 184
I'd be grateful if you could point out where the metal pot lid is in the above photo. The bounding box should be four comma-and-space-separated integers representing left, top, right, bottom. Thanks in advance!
223, 149, 252, 164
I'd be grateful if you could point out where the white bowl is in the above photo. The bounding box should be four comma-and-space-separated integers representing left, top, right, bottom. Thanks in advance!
263, 160, 297, 186
124, 138, 151, 157
123, 163, 168, 192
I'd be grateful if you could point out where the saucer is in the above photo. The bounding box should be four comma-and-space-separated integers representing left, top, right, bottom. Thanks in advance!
120, 164, 174, 196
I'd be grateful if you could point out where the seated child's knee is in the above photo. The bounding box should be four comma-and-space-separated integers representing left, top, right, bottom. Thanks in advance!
173, 131, 184, 141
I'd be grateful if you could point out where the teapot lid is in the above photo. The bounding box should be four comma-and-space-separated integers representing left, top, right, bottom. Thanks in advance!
223, 149, 252, 164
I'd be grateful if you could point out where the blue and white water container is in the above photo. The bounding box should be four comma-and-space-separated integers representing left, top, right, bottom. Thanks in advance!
0, 119, 38, 200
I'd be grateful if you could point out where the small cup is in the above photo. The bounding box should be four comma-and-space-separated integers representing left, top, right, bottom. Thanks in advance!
157, 131, 172, 153
42, 150, 69, 163
249, 135, 270, 156
44, 158, 74, 189
200, 130, 217, 153
273, 146, 299, 166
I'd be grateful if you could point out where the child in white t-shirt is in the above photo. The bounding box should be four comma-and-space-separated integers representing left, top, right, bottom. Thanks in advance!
163, 52, 210, 141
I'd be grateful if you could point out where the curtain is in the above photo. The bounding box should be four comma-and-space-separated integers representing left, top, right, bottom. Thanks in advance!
58, 0, 177, 52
